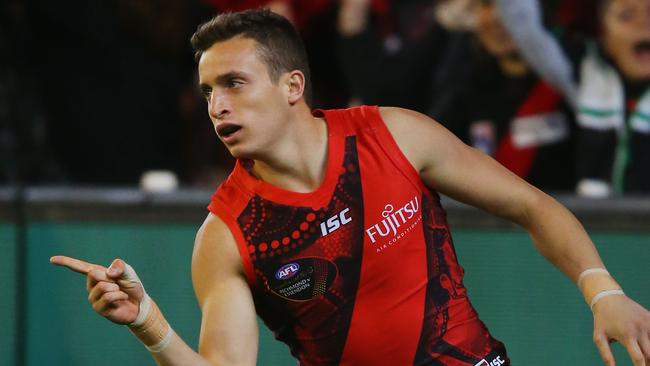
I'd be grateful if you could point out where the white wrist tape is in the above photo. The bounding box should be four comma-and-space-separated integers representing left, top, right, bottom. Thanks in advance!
577, 268, 609, 288
146, 326, 174, 353
576, 267, 624, 310
590, 289, 625, 311
119, 261, 172, 352
130, 294, 152, 327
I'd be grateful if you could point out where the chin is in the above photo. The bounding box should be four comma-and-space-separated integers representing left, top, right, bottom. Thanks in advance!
227, 147, 248, 160
227, 145, 260, 161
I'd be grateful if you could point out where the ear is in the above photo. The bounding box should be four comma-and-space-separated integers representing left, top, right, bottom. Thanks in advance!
284, 70, 306, 105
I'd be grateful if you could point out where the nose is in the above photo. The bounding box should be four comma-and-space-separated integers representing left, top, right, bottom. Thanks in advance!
208, 92, 230, 120
212, 109, 227, 120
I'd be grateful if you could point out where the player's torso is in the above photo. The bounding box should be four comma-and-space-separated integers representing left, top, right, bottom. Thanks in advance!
209, 106, 508, 366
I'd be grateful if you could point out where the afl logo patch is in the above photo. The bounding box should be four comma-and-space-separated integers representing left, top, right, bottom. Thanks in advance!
265, 257, 338, 301
275, 263, 300, 280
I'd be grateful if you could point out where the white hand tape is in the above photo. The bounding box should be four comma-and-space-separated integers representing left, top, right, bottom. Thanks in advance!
118, 261, 150, 327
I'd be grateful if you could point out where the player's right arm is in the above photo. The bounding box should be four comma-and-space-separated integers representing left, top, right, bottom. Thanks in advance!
149, 213, 258, 365
189, 213, 259, 365
50, 212, 258, 366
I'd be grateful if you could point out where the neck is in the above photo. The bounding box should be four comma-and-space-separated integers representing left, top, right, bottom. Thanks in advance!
250, 105, 329, 193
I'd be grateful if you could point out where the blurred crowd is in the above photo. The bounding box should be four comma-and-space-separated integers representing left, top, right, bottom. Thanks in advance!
0, 0, 648, 197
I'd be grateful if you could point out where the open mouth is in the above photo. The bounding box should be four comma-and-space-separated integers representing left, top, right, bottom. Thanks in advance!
633, 39, 650, 57
216, 123, 242, 138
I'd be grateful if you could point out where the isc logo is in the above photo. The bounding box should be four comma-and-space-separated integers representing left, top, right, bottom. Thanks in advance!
475, 356, 506, 366
276, 263, 300, 280
319, 208, 352, 236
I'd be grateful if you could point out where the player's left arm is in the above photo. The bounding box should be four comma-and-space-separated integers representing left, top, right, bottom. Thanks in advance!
379, 106, 650, 366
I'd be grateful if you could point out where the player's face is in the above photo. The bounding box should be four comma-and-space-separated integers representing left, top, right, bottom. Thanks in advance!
474, 0, 517, 58
601, 0, 650, 81
198, 37, 292, 158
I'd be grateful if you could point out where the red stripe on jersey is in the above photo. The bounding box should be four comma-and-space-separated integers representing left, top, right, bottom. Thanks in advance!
334, 107, 429, 365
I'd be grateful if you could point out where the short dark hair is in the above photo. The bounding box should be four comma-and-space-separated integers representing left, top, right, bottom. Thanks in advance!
190, 9, 312, 105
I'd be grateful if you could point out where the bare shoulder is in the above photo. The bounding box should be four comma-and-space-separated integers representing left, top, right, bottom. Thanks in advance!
378, 106, 435, 136
192, 213, 245, 304
194, 212, 238, 249
379, 108, 543, 224
378, 106, 431, 124
378, 106, 462, 173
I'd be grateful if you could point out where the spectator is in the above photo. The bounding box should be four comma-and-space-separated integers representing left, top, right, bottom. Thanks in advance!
444, 0, 576, 192
494, 0, 578, 107
336, 0, 471, 114
575, 0, 650, 196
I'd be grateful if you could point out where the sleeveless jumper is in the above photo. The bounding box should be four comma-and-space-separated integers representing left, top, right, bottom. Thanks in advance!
208, 106, 508, 366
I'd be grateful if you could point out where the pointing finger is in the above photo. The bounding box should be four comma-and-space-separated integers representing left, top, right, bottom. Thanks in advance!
50, 255, 105, 275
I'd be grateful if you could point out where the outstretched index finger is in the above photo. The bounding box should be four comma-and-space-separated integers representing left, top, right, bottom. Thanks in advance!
50, 255, 105, 274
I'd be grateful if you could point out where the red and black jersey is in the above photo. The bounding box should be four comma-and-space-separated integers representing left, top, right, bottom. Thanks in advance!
208, 106, 508, 366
